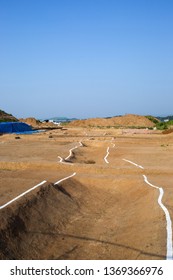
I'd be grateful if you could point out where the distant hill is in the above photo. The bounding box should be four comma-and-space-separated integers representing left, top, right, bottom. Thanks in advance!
156, 115, 173, 122
0, 109, 18, 122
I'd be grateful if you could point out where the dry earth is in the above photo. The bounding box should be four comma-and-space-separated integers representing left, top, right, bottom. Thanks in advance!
67, 114, 156, 128
0, 126, 172, 260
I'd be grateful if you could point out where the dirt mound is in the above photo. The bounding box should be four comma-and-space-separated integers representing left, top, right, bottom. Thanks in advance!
20, 117, 62, 130
111, 114, 155, 127
19, 118, 41, 128
0, 178, 87, 259
68, 114, 155, 128
0, 109, 18, 122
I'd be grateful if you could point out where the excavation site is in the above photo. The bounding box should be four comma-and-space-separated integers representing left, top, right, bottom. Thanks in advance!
0, 121, 173, 260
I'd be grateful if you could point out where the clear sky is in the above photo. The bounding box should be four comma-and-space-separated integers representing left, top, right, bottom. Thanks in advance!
1, 0, 173, 119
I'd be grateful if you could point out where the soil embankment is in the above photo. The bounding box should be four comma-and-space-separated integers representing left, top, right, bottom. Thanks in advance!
0, 178, 86, 259
68, 114, 156, 128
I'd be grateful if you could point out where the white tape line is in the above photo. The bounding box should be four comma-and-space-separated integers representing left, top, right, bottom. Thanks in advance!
123, 158, 144, 169
104, 147, 110, 164
58, 156, 73, 165
54, 172, 76, 185
58, 156, 63, 162
143, 175, 173, 260
65, 142, 83, 160
0, 173, 77, 210
0, 180, 47, 210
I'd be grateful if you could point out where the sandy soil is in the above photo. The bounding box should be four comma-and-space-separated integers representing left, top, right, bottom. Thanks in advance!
67, 114, 156, 128
0, 127, 172, 260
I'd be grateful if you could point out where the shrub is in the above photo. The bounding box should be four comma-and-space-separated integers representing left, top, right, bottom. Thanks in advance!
145, 115, 159, 124
156, 122, 168, 130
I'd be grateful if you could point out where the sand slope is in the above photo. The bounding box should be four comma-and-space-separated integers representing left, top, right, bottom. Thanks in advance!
68, 114, 156, 128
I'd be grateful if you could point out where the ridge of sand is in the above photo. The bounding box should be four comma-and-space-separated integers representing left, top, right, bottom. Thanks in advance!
68, 114, 156, 128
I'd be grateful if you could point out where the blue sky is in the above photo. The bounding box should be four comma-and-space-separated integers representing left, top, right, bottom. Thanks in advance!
1, 0, 173, 119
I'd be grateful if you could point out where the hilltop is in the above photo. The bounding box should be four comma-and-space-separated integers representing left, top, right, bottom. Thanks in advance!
0, 109, 18, 122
